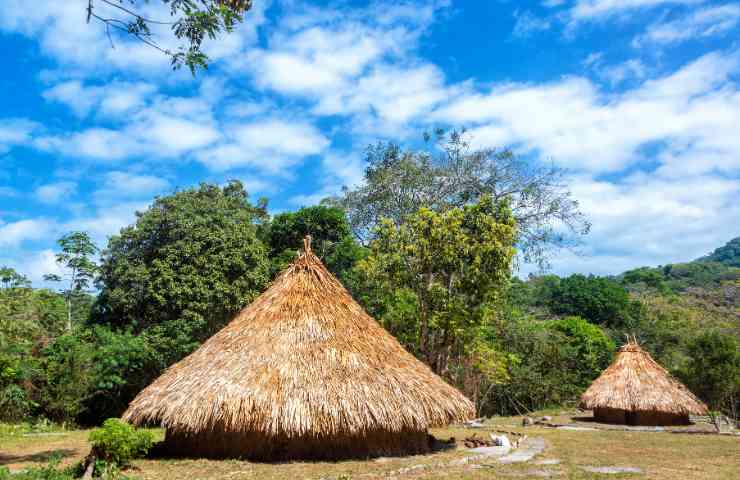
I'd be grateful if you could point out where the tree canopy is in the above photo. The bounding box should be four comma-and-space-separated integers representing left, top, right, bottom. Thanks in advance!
326, 131, 590, 269
94, 181, 270, 345
357, 195, 517, 377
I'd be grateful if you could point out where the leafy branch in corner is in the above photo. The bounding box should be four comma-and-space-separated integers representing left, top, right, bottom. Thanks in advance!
85, 0, 253, 74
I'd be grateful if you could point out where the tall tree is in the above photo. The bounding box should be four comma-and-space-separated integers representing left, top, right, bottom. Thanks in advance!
44, 232, 99, 332
85, 0, 253, 73
94, 181, 269, 351
356, 195, 517, 376
327, 130, 590, 269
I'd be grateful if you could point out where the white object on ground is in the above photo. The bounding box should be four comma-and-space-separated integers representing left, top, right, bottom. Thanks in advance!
499, 437, 546, 464
490, 434, 511, 448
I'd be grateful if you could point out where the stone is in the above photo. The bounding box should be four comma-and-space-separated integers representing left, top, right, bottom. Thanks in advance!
499, 437, 546, 464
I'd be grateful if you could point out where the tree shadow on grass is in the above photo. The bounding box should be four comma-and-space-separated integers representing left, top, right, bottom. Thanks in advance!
0, 448, 78, 466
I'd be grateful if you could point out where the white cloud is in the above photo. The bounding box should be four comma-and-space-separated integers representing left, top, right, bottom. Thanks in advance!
634, 4, 740, 46
599, 59, 647, 85
0, 219, 55, 248
36, 87, 220, 161
93, 171, 170, 203
434, 51, 740, 176
532, 172, 740, 276
289, 151, 366, 206
569, 0, 704, 22
513, 10, 551, 38
64, 201, 149, 246
196, 119, 330, 173
0, 118, 38, 152
43, 80, 156, 118
238, 2, 451, 137
35, 181, 77, 203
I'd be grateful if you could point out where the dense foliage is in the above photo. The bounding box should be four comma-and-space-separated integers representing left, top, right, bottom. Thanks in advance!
357, 195, 517, 379
95, 181, 270, 342
0, 174, 737, 427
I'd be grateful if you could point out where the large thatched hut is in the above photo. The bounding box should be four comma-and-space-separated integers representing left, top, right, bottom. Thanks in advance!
123, 237, 474, 460
580, 340, 708, 426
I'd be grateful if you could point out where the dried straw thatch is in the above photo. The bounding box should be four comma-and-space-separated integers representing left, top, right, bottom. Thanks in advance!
580, 340, 708, 426
123, 236, 474, 459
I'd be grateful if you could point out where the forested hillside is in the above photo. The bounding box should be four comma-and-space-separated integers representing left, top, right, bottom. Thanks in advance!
1, 138, 737, 428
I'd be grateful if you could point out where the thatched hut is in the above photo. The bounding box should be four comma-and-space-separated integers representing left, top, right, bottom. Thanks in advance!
580, 340, 708, 426
123, 236, 474, 460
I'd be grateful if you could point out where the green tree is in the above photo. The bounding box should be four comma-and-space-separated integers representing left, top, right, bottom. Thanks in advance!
262, 205, 366, 282
547, 274, 638, 328
44, 232, 99, 332
85, 0, 253, 73
327, 130, 589, 269
548, 316, 615, 389
357, 195, 517, 376
94, 181, 269, 353
39, 332, 95, 422
681, 331, 740, 416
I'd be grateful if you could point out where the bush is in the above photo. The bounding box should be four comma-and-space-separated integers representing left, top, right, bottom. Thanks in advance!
548, 316, 615, 389
88, 418, 153, 466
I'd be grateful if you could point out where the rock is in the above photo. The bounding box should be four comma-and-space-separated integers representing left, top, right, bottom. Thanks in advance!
468, 445, 511, 456
490, 434, 511, 448
499, 437, 546, 464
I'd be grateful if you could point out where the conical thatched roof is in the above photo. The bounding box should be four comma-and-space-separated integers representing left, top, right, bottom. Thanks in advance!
123, 236, 474, 443
580, 340, 707, 415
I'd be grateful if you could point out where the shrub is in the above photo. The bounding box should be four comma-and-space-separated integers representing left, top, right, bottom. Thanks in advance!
0, 458, 75, 480
88, 418, 153, 466
548, 316, 615, 388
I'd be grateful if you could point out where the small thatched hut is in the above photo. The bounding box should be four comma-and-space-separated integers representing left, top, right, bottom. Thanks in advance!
580, 340, 708, 426
123, 237, 474, 460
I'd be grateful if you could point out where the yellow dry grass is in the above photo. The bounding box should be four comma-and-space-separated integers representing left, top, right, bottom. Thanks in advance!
123, 237, 473, 458
2, 415, 738, 479
580, 341, 708, 415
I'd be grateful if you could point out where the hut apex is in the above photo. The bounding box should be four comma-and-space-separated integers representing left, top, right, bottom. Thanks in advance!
123, 235, 474, 460
580, 340, 708, 426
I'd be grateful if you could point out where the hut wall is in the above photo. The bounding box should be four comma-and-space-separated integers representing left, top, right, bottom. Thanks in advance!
159, 428, 432, 460
593, 407, 626, 424
631, 411, 690, 426
593, 408, 690, 426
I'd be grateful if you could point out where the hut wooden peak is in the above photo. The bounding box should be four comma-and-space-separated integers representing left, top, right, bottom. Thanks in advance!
580, 341, 708, 415
122, 238, 474, 438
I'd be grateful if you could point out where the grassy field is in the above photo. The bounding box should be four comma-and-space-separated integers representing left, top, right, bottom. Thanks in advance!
1, 413, 738, 479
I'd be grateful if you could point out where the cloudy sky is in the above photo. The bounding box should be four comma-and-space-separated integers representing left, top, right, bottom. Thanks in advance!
1, 0, 739, 284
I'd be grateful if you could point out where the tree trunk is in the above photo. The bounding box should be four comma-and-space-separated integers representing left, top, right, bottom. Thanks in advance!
66, 295, 72, 331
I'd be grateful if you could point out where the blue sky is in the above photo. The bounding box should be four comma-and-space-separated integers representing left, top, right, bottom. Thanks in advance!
1, 0, 739, 284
